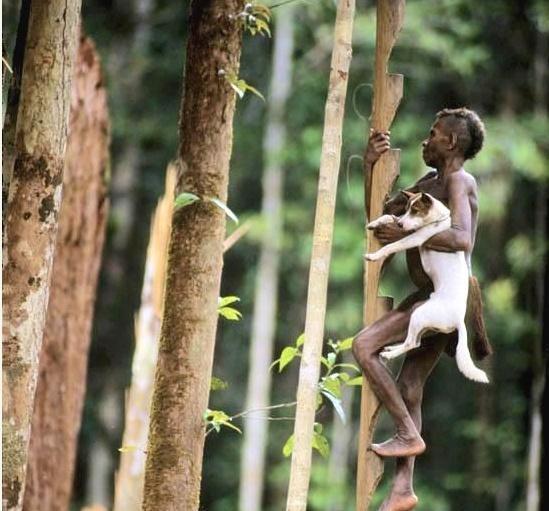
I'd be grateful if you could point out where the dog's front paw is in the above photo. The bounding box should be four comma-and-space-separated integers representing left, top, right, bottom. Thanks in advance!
364, 250, 386, 262
367, 214, 395, 230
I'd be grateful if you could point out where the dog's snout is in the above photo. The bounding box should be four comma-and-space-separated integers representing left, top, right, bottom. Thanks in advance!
397, 220, 404, 228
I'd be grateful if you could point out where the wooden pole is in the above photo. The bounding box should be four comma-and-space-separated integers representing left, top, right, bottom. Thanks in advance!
356, 1, 405, 510
285, 1, 355, 509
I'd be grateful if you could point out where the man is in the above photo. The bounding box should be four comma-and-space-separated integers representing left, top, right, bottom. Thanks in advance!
352, 107, 492, 511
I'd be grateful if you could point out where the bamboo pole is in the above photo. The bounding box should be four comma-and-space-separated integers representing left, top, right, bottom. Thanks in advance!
356, 1, 405, 510
285, 2, 355, 510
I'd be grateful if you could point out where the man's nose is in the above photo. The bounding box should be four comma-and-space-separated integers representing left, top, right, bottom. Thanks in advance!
422, 139, 428, 148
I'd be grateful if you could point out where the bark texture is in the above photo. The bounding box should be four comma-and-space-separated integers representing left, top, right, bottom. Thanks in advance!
238, 8, 295, 511
285, 2, 354, 510
2, 1, 82, 510
141, 2, 243, 510
357, 1, 405, 509
113, 166, 175, 511
21, 35, 110, 511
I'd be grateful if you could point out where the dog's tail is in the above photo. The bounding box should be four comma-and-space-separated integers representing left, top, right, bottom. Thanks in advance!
467, 275, 493, 360
456, 323, 489, 383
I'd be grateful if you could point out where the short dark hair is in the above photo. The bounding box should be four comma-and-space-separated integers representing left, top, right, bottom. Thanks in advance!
435, 107, 485, 160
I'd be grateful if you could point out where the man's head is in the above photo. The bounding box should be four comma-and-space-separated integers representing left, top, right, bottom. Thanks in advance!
422, 107, 485, 168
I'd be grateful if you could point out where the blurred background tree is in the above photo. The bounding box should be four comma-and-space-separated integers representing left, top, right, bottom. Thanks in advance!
3, 0, 546, 509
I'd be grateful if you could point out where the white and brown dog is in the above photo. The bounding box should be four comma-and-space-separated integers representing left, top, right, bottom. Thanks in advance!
365, 191, 489, 383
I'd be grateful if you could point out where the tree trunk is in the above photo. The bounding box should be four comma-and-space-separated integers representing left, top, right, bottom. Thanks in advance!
113, 165, 175, 511
21, 34, 110, 511
141, 2, 243, 510
238, 8, 295, 511
285, 3, 354, 510
357, 2, 405, 509
2, 1, 82, 509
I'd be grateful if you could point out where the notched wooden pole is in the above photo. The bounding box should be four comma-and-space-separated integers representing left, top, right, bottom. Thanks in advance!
356, 1, 405, 510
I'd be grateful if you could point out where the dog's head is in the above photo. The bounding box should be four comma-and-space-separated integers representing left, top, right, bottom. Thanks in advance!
397, 191, 450, 231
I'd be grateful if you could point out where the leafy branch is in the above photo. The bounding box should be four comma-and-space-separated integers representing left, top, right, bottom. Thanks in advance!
231, 2, 272, 37
271, 333, 362, 457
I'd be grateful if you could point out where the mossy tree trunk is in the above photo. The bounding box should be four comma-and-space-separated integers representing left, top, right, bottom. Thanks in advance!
22, 34, 110, 511
238, 7, 295, 511
141, 2, 243, 510
2, 1, 82, 510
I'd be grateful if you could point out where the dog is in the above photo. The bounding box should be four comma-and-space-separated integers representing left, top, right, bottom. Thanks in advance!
365, 191, 489, 383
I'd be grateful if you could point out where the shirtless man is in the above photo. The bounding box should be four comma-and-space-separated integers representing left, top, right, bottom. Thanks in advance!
352, 107, 490, 511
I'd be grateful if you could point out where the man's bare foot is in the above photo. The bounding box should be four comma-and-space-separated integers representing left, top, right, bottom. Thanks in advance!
370, 434, 425, 458
378, 490, 418, 511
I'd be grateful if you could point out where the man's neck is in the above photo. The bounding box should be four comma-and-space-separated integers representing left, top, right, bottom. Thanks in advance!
435, 155, 465, 179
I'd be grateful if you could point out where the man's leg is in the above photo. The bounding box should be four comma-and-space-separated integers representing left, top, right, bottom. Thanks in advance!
378, 335, 448, 511
352, 301, 427, 458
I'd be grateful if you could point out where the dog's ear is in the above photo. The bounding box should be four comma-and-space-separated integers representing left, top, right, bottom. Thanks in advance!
401, 190, 420, 200
420, 193, 433, 206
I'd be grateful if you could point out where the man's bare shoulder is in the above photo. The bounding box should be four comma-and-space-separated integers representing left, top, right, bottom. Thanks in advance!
448, 169, 478, 195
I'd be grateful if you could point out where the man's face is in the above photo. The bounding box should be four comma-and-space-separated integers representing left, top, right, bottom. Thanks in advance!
421, 120, 450, 168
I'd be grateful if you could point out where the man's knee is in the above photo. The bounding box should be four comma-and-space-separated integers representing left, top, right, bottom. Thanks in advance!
398, 378, 424, 409
352, 328, 376, 366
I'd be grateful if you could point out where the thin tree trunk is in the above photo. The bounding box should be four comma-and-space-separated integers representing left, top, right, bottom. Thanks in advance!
113, 165, 175, 511
238, 8, 295, 511
357, 2, 405, 509
21, 34, 110, 511
141, 2, 243, 509
285, 3, 354, 510
2, 1, 82, 509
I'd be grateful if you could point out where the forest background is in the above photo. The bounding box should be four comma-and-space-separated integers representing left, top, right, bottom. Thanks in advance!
2, 0, 548, 510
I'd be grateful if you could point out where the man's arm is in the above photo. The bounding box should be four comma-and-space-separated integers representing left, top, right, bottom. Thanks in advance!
423, 172, 473, 252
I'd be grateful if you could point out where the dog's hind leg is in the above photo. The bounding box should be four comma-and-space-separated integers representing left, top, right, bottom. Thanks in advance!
381, 305, 432, 360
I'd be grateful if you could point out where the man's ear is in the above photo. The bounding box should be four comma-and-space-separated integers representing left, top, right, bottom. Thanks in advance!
420, 193, 433, 206
448, 132, 458, 151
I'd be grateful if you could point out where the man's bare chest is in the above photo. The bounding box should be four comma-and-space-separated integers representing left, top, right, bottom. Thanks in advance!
417, 178, 449, 204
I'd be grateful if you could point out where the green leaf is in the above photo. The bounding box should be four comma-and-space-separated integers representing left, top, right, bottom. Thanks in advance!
218, 306, 242, 321
174, 192, 200, 210
244, 83, 265, 101
312, 431, 330, 458
118, 445, 138, 453
321, 376, 341, 398
316, 392, 323, 410
206, 196, 239, 224
282, 434, 294, 457
321, 357, 330, 369
295, 333, 305, 347
346, 376, 363, 386
338, 337, 354, 351
255, 19, 271, 37
229, 80, 245, 98
333, 363, 361, 373
313, 422, 323, 434
322, 390, 346, 424
218, 296, 240, 307
279, 346, 298, 372
210, 377, 229, 391
327, 352, 336, 367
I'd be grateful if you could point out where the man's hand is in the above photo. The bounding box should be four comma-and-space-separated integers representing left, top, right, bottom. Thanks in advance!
373, 223, 408, 245
365, 129, 391, 166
